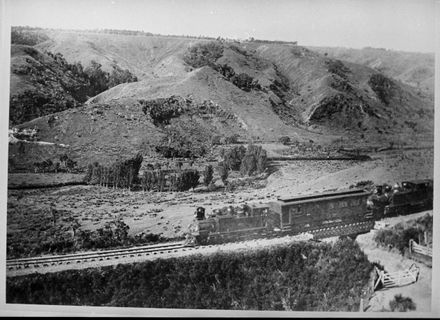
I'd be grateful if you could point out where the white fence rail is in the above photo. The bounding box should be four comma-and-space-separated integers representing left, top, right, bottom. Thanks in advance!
409, 239, 432, 257
373, 264, 419, 290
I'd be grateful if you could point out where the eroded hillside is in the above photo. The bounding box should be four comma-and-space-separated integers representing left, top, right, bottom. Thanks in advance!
9, 29, 435, 170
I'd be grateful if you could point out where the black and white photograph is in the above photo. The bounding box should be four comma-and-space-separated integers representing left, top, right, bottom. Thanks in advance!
0, 0, 438, 317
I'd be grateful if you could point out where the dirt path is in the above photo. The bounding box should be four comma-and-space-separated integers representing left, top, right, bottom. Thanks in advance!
356, 211, 432, 312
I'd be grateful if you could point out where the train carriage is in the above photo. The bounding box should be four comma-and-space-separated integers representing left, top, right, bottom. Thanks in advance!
271, 189, 372, 233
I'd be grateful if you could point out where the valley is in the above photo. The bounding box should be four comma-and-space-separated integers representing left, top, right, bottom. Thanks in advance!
6, 27, 434, 313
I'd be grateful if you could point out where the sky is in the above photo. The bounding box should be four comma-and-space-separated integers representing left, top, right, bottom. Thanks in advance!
3, 0, 438, 53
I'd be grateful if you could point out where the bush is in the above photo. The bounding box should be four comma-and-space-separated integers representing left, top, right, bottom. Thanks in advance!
223, 146, 246, 170
108, 65, 138, 88
239, 145, 268, 176
279, 136, 291, 145
217, 162, 229, 185
389, 294, 416, 312
11, 27, 49, 45
183, 41, 224, 68
373, 214, 432, 254
230, 73, 261, 92
6, 238, 373, 311
203, 165, 214, 186
141, 96, 188, 126
175, 169, 200, 191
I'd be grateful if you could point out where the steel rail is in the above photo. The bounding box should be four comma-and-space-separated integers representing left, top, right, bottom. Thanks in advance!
6, 221, 374, 272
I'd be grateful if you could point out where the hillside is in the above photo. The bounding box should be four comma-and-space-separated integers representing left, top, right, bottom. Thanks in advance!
9, 44, 90, 125
308, 46, 434, 96
9, 29, 435, 170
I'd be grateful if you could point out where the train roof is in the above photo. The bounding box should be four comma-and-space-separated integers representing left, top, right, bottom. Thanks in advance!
402, 179, 433, 186
277, 188, 370, 204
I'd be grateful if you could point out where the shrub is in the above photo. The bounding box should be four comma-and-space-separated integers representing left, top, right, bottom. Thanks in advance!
223, 145, 246, 171
368, 73, 396, 105
217, 162, 229, 185
239, 145, 267, 176
108, 65, 138, 88
175, 169, 200, 191
389, 294, 416, 312
183, 41, 224, 68
141, 96, 187, 126
6, 238, 373, 311
84, 60, 110, 95
203, 165, 214, 186
230, 73, 260, 92
11, 27, 49, 45
279, 136, 291, 145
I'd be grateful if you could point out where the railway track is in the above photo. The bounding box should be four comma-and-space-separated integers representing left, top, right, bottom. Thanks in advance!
7, 241, 187, 271
6, 221, 375, 275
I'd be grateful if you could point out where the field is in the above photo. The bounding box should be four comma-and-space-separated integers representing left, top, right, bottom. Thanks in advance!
6, 144, 433, 260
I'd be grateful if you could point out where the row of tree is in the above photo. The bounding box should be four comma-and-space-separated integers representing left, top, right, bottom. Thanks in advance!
140, 169, 200, 192
84, 153, 143, 189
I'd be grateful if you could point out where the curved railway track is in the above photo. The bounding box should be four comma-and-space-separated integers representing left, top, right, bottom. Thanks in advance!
6, 221, 374, 275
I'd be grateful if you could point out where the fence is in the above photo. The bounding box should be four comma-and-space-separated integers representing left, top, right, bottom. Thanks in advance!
409, 239, 432, 257
373, 264, 419, 290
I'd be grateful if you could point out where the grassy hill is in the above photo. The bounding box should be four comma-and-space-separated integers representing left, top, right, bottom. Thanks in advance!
308, 46, 434, 96
9, 44, 90, 125
9, 29, 434, 171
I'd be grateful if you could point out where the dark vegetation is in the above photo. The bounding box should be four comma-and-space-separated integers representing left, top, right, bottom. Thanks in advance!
213, 63, 262, 92
140, 96, 243, 159
374, 214, 432, 254
10, 45, 137, 124
11, 27, 49, 45
33, 153, 78, 173
141, 168, 200, 192
368, 73, 396, 105
83, 152, 203, 192
7, 216, 169, 259
84, 153, 143, 189
141, 95, 191, 126
183, 41, 224, 68
7, 238, 372, 311
325, 59, 351, 79
220, 145, 268, 177
183, 42, 261, 92
389, 294, 416, 312
278, 136, 291, 145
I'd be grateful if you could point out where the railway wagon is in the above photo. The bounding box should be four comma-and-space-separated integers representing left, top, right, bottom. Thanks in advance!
271, 189, 373, 233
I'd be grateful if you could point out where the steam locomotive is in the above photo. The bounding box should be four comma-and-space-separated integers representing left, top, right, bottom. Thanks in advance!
185, 179, 433, 246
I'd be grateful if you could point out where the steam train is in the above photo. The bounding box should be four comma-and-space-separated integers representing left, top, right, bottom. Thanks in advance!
185, 179, 433, 245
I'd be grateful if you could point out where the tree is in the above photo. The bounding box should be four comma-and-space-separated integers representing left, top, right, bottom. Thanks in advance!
108, 65, 138, 88
240, 154, 257, 176
176, 169, 200, 191
218, 162, 229, 185
203, 165, 214, 186
183, 41, 224, 68
84, 60, 109, 95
